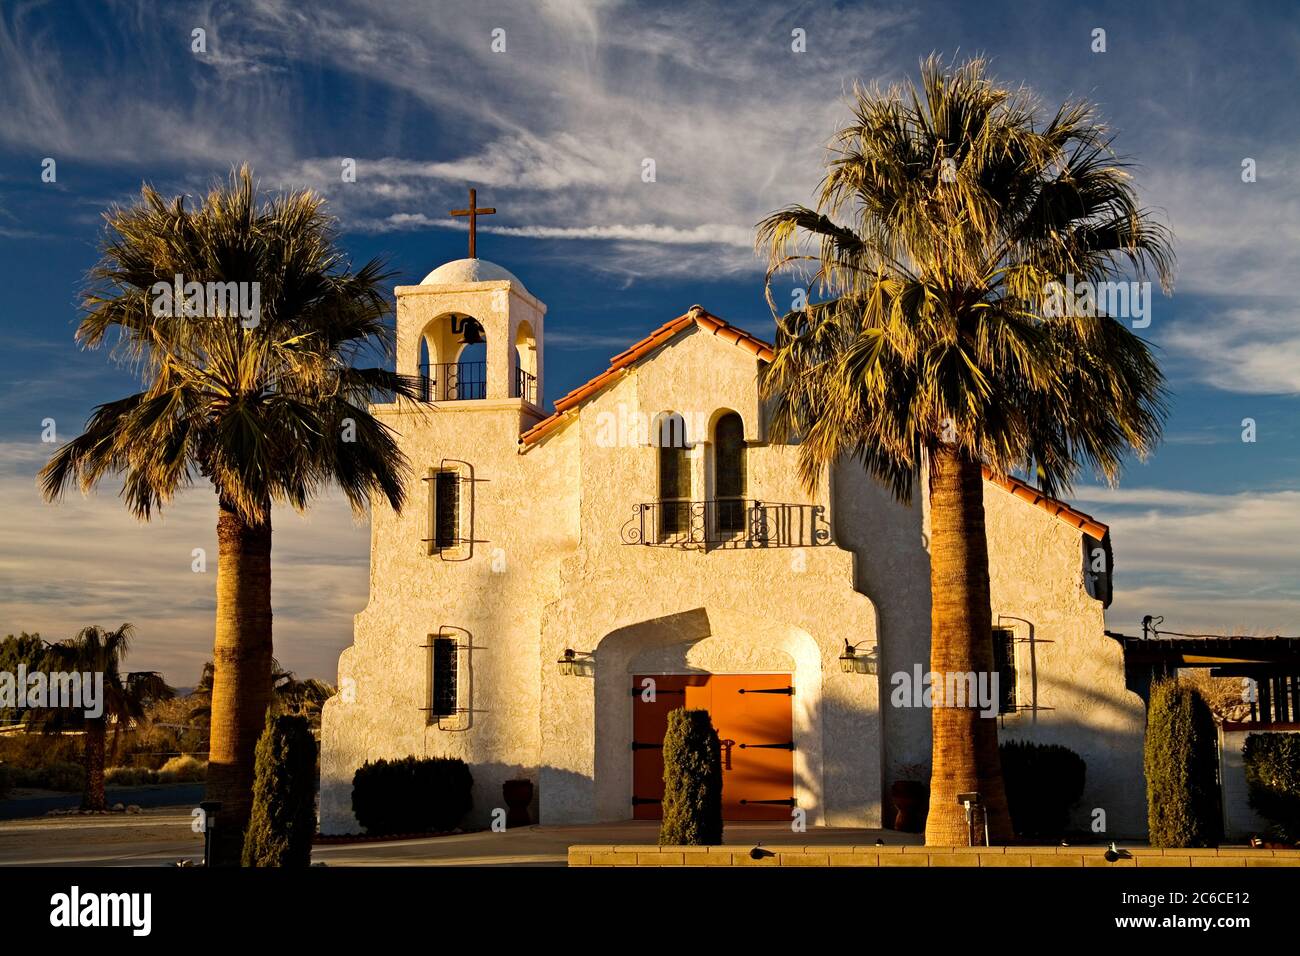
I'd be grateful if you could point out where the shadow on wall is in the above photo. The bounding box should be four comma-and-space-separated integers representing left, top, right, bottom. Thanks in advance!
996, 712, 1148, 841
829, 461, 933, 831
334, 763, 597, 835
882, 671, 1149, 841
467, 762, 618, 832
830, 464, 1152, 840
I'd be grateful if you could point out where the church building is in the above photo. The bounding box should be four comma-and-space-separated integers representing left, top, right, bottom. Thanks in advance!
319, 251, 1149, 838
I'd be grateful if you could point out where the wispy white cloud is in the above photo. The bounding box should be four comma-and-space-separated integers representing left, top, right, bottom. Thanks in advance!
0, 0, 910, 279
1146, 157, 1300, 395
1162, 307, 1300, 394
360, 210, 754, 248
1071, 485, 1300, 636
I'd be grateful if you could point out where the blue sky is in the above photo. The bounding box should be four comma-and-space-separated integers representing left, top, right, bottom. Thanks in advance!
0, 0, 1297, 682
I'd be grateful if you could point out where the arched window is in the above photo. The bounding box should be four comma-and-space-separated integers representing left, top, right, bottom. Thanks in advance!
714, 412, 746, 534
656, 413, 690, 536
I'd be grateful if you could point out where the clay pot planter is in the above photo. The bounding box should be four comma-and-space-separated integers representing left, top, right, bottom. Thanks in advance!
891, 780, 929, 832
502, 779, 534, 828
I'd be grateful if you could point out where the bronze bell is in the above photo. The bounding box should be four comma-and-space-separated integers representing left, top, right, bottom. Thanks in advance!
451, 315, 485, 345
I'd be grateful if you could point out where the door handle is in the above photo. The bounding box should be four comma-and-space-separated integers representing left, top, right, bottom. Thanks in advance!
719, 738, 735, 770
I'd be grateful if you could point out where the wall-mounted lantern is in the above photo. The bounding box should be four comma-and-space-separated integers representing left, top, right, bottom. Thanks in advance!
557, 648, 593, 677
839, 640, 878, 675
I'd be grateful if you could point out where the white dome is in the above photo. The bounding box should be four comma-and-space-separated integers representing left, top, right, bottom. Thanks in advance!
420, 257, 526, 290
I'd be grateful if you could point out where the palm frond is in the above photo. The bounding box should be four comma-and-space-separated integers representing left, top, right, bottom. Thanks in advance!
755, 55, 1172, 497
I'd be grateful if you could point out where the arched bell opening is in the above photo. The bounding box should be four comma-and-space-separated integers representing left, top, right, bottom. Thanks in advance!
418, 312, 488, 402
514, 319, 538, 405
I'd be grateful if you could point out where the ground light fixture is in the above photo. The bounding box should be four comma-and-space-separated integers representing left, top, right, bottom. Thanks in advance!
957, 791, 990, 847
198, 800, 221, 867
839, 640, 878, 675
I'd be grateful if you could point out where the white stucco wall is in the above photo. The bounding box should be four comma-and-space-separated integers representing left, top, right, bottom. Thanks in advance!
982, 484, 1147, 838
320, 276, 1146, 837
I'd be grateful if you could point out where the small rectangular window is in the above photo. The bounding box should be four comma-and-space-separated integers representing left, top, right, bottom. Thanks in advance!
429, 636, 458, 719
992, 626, 1017, 714
432, 471, 459, 551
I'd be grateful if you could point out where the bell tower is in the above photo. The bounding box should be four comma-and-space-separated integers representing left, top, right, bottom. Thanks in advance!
396, 257, 544, 408
395, 192, 544, 414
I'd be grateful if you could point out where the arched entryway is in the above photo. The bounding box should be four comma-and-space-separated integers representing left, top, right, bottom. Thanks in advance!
591, 607, 825, 825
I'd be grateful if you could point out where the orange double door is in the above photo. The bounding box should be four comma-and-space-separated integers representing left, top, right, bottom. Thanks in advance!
631, 673, 795, 821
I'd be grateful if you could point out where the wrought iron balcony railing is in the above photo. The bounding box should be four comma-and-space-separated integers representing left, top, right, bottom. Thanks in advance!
418, 361, 487, 402
515, 367, 538, 405
620, 499, 832, 550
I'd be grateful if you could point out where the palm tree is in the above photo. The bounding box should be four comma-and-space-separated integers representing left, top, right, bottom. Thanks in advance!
38, 624, 173, 811
39, 167, 419, 863
271, 667, 335, 726
189, 658, 335, 729
757, 56, 1172, 844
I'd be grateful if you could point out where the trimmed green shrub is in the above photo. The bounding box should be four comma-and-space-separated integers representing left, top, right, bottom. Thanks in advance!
659, 708, 723, 846
1145, 679, 1222, 847
999, 740, 1086, 838
351, 755, 473, 835
243, 715, 318, 867
1242, 732, 1300, 843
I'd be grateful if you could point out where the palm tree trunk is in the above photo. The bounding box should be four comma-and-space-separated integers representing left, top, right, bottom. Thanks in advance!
924, 446, 1013, 845
81, 719, 107, 811
205, 498, 274, 865
109, 716, 123, 766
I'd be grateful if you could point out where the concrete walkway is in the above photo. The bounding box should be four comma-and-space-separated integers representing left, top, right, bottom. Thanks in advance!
313, 822, 916, 866
0, 808, 912, 866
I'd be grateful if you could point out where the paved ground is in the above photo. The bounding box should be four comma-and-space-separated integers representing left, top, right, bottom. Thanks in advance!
0, 807, 916, 866
314, 821, 918, 866
0, 808, 205, 866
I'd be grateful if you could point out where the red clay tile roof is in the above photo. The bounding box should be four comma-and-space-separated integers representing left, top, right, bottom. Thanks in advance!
518, 306, 774, 447
517, 306, 1108, 539
983, 468, 1109, 539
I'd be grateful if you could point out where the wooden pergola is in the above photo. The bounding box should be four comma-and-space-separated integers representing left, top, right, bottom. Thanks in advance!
1108, 630, 1300, 726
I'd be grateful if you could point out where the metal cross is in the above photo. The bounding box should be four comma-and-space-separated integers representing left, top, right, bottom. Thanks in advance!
450, 187, 496, 259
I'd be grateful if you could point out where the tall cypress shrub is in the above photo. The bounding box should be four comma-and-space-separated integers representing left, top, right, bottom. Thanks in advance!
659, 708, 723, 846
242, 714, 318, 867
1145, 679, 1222, 847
